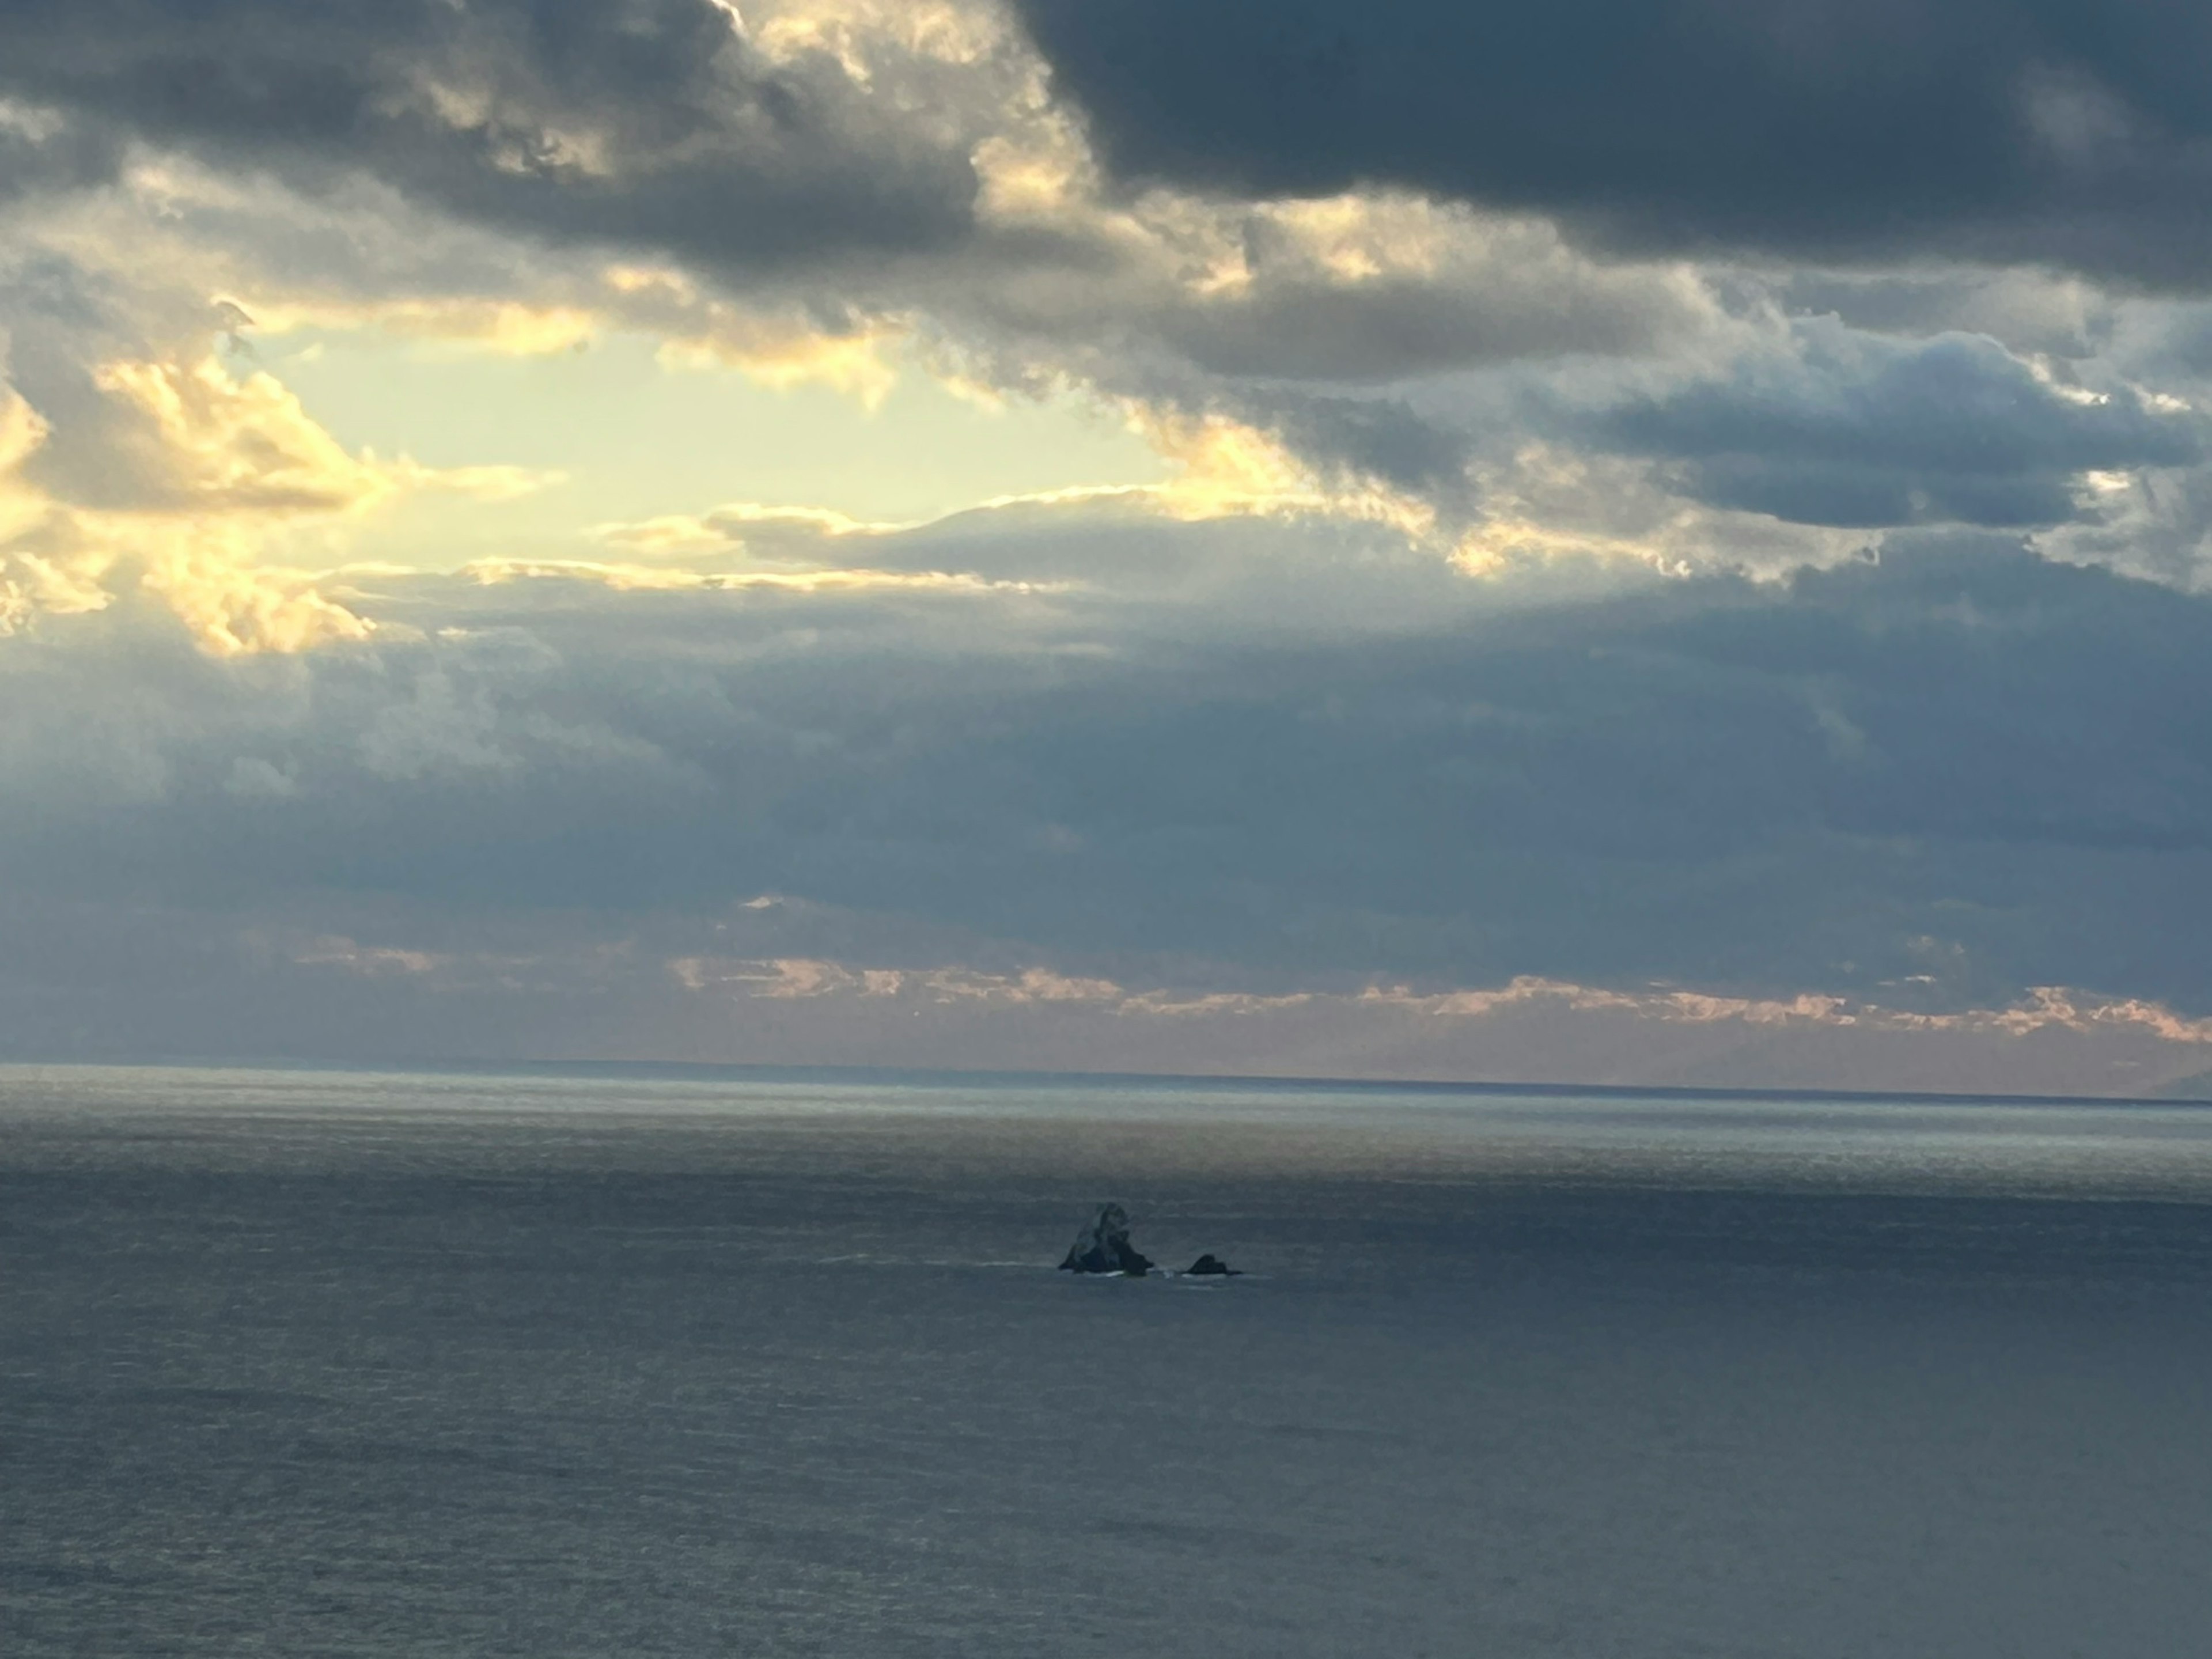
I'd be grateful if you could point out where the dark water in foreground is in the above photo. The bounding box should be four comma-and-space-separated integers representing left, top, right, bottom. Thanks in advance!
6, 1067, 2212, 1657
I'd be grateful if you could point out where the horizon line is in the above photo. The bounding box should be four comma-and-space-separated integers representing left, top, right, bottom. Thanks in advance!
4, 1052, 2207, 1112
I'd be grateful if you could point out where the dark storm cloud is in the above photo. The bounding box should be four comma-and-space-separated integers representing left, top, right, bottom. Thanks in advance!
0, 104, 118, 207
1580, 324, 2203, 528
1015, 0, 2212, 282
9, 528, 2212, 1016
1193, 389, 1476, 498
1149, 255, 1698, 384
0, 0, 979, 270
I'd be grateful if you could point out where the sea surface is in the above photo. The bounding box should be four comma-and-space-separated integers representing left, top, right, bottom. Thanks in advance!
6, 1064, 2212, 1657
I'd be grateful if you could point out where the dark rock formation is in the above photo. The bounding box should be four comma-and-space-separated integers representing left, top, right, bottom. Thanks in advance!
1184, 1253, 1242, 1277
1058, 1203, 1155, 1276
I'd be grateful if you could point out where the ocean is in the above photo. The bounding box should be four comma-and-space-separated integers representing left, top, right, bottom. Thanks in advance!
5, 1064, 2211, 1657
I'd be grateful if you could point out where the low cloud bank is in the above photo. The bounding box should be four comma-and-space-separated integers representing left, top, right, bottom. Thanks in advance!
4, 522, 2212, 1090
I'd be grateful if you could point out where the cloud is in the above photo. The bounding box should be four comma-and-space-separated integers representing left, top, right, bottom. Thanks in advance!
664, 953, 2212, 1054
0, 0, 1749, 584
0, 97, 119, 207
10, 886, 2212, 1095
1579, 320, 2204, 529
82, 355, 392, 514
1152, 198, 1710, 382
6, 510, 2212, 1025
0, 248, 571, 652
1015, 0, 2212, 285
4, 478, 2212, 1086
0, 0, 984, 271
936, 187, 1716, 393
14, 0, 2212, 579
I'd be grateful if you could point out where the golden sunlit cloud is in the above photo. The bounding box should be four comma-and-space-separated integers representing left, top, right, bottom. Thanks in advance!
0, 351, 572, 653
652, 315, 904, 408
240, 297, 601, 357
95, 357, 395, 516
1134, 406, 1441, 539
242, 281, 909, 408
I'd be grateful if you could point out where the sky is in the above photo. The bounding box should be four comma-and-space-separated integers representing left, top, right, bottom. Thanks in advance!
8, 0, 2212, 1093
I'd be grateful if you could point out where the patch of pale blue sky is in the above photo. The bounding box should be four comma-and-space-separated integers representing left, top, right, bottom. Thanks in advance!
249, 329, 1171, 569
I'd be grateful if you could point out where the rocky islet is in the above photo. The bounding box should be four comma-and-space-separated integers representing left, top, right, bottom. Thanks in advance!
1056, 1204, 1240, 1278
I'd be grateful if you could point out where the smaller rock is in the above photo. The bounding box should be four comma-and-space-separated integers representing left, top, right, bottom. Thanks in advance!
1184, 1253, 1242, 1277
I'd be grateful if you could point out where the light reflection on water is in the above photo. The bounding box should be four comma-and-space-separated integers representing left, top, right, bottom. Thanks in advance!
8, 1062, 2212, 1198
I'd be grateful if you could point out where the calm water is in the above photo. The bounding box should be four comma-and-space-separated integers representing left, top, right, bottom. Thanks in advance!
5, 1065, 2212, 1657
